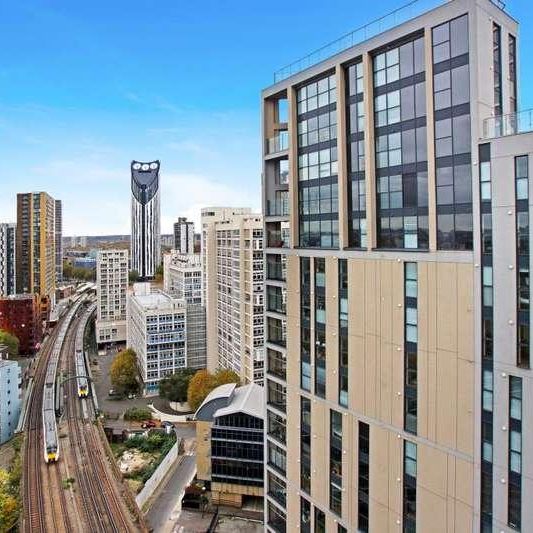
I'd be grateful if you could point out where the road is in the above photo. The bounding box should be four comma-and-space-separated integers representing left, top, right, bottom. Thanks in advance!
146, 453, 197, 533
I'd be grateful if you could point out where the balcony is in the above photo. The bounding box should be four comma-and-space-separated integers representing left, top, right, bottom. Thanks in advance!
266, 131, 289, 155
266, 228, 290, 249
266, 197, 289, 217
482, 109, 533, 139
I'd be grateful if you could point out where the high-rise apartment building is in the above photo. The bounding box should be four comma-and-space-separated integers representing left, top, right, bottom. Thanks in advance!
16, 192, 57, 318
173, 217, 195, 254
131, 160, 161, 280
0, 346, 21, 444
96, 249, 128, 345
201, 207, 265, 385
55, 200, 63, 283
0, 223, 16, 297
262, 1, 531, 531
127, 282, 187, 395
163, 251, 206, 369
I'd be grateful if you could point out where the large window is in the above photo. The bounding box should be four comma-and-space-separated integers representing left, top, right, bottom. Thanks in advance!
346, 60, 367, 247
493, 23, 502, 118
267, 441, 286, 475
508, 376, 522, 530
301, 396, 311, 493
373, 35, 428, 250
330, 410, 343, 516
314, 507, 326, 533
298, 74, 339, 248
267, 379, 286, 412
358, 422, 370, 532
403, 441, 417, 532
404, 263, 418, 434
301, 257, 312, 391
315, 258, 326, 398
515, 156, 530, 369
432, 14, 472, 250
268, 471, 286, 507
339, 259, 349, 407
267, 410, 286, 445
301, 497, 311, 533
267, 502, 286, 533
509, 35, 517, 113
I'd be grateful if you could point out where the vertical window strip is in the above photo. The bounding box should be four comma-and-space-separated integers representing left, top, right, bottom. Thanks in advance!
403, 441, 417, 533
330, 410, 343, 516
404, 263, 418, 434
493, 23, 503, 118
314, 258, 326, 398
301, 496, 311, 533
508, 376, 522, 530
339, 259, 349, 407
300, 396, 311, 493
358, 421, 370, 532
509, 35, 517, 114
515, 156, 530, 369
479, 143, 494, 530
301, 257, 312, 390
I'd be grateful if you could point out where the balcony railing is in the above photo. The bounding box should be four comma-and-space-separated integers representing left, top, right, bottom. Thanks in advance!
266, 131, 289, 155
482, 109, 533, 139
266, 198, 289, 217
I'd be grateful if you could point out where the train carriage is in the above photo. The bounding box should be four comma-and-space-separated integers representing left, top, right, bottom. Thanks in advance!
75, 349, 89, 398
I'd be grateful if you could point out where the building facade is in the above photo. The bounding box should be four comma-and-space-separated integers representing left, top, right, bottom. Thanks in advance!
96, 249, 128, 345
55, 199, 63, 283
201, 208, 265, 385
173, 217, 195, 254
195, 382, 264, 508
0, 294, 42, 355
127, 283, 187, 395
16, 192, 57, 318
130, 160, 161, 280
0, 223, 16, 297
262, 1, 532, 531
0, 346, 21, 444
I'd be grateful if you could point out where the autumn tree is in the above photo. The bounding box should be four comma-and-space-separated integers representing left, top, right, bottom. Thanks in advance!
159, 368, 196, 403
187, 368, 240, 411
0, 331, 19, 357
110, 348, 140, 394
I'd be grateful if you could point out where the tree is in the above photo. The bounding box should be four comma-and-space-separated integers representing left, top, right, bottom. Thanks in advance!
187, 368, 240, 411
159, 369, 196, 403
154, 264, 164, 283
0, 331, 19, 357
110, 348, 139, 394
129, 270, 140, 283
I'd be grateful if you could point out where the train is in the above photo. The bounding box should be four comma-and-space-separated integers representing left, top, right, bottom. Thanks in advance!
75, 303, 96, 398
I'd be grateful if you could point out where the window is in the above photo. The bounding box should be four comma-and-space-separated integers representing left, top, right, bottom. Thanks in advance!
509, 35, 517, 113
508, 376, 522, 530
330, 410, 343, 516
267, 379, 286, 412
301, 396, 311, 493
301, 497, 311, 533
493, 24, 502, 118
314, 507, 326, 533
267, 441, 286, 475
315, 258, 326, 398
301, 257, 312, 391
267, 502, 286, 533
403, 441, 417, 533
267, 410, 286, 444
405, 263, 418, 434
268, 471, 286, 507
339, 259, 349, 407
358, 422, 370, 532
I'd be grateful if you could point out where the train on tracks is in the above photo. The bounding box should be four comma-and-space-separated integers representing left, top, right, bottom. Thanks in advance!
42, 289, 94, 463
75, 303, 96, 398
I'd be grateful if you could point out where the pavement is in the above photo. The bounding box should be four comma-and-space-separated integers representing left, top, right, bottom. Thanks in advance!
146, 453, 197, 533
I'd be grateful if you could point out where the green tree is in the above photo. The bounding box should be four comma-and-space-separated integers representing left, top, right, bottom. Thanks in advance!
159, 369, 196, 403
187, 368, 240, 411
110, 348, 139, 394
129, 270, 140, 283
0, 331, 19, 357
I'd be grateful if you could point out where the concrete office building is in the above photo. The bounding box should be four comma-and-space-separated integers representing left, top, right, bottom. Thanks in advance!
127, 283, 188, 395
0, 223, 16, 297
163, 251, 206, 369
262, 1, 532, 531
201, 208, 265, 385
55, 199, 63, 283
16, 192, 57, 319
96, 249, 128, 345
130, 160, 161, 280
0, 346, 21, 444
173, 217, 195, 254
195, 382, 264, 508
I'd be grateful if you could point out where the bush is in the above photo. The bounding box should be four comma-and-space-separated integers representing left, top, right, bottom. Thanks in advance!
123, 407, 152, 421
0, 331, 19, 357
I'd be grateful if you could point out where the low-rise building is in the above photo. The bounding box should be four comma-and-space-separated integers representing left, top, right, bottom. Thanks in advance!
127, 283, 187, 395
0, 294, 42, 355
0, 345, 22, 444
195, 382, 264, 509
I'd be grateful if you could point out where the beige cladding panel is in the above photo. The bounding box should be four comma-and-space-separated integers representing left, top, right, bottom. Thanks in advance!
348, 259, 365, 338
310, 398, 327, 504
285, 388, 300, 487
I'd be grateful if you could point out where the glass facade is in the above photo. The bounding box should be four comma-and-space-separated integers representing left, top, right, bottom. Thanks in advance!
403, 441, 417, 532
314, 258, 326, 397
509, 35, 517, 114
301, 257, 312, 391
493, 24, 502, 118
404, 263, 418, 434
515, 156, 530, 369
432, 14, 473, 250
301, 396, 311, 493
508, 376, 522, 530
298, 74, 339, 248
329, 410, 343, 516
346, 60, 367, 247
358, 421, 370, 532
339, 259, 349, 407
479, 143, 494, 531
373, 35, 428, 249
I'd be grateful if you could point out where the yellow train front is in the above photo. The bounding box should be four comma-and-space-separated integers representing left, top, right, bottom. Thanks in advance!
78, 382, 89, 398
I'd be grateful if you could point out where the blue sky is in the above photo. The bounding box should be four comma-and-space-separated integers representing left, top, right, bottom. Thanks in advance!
0, 0, 532, 235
